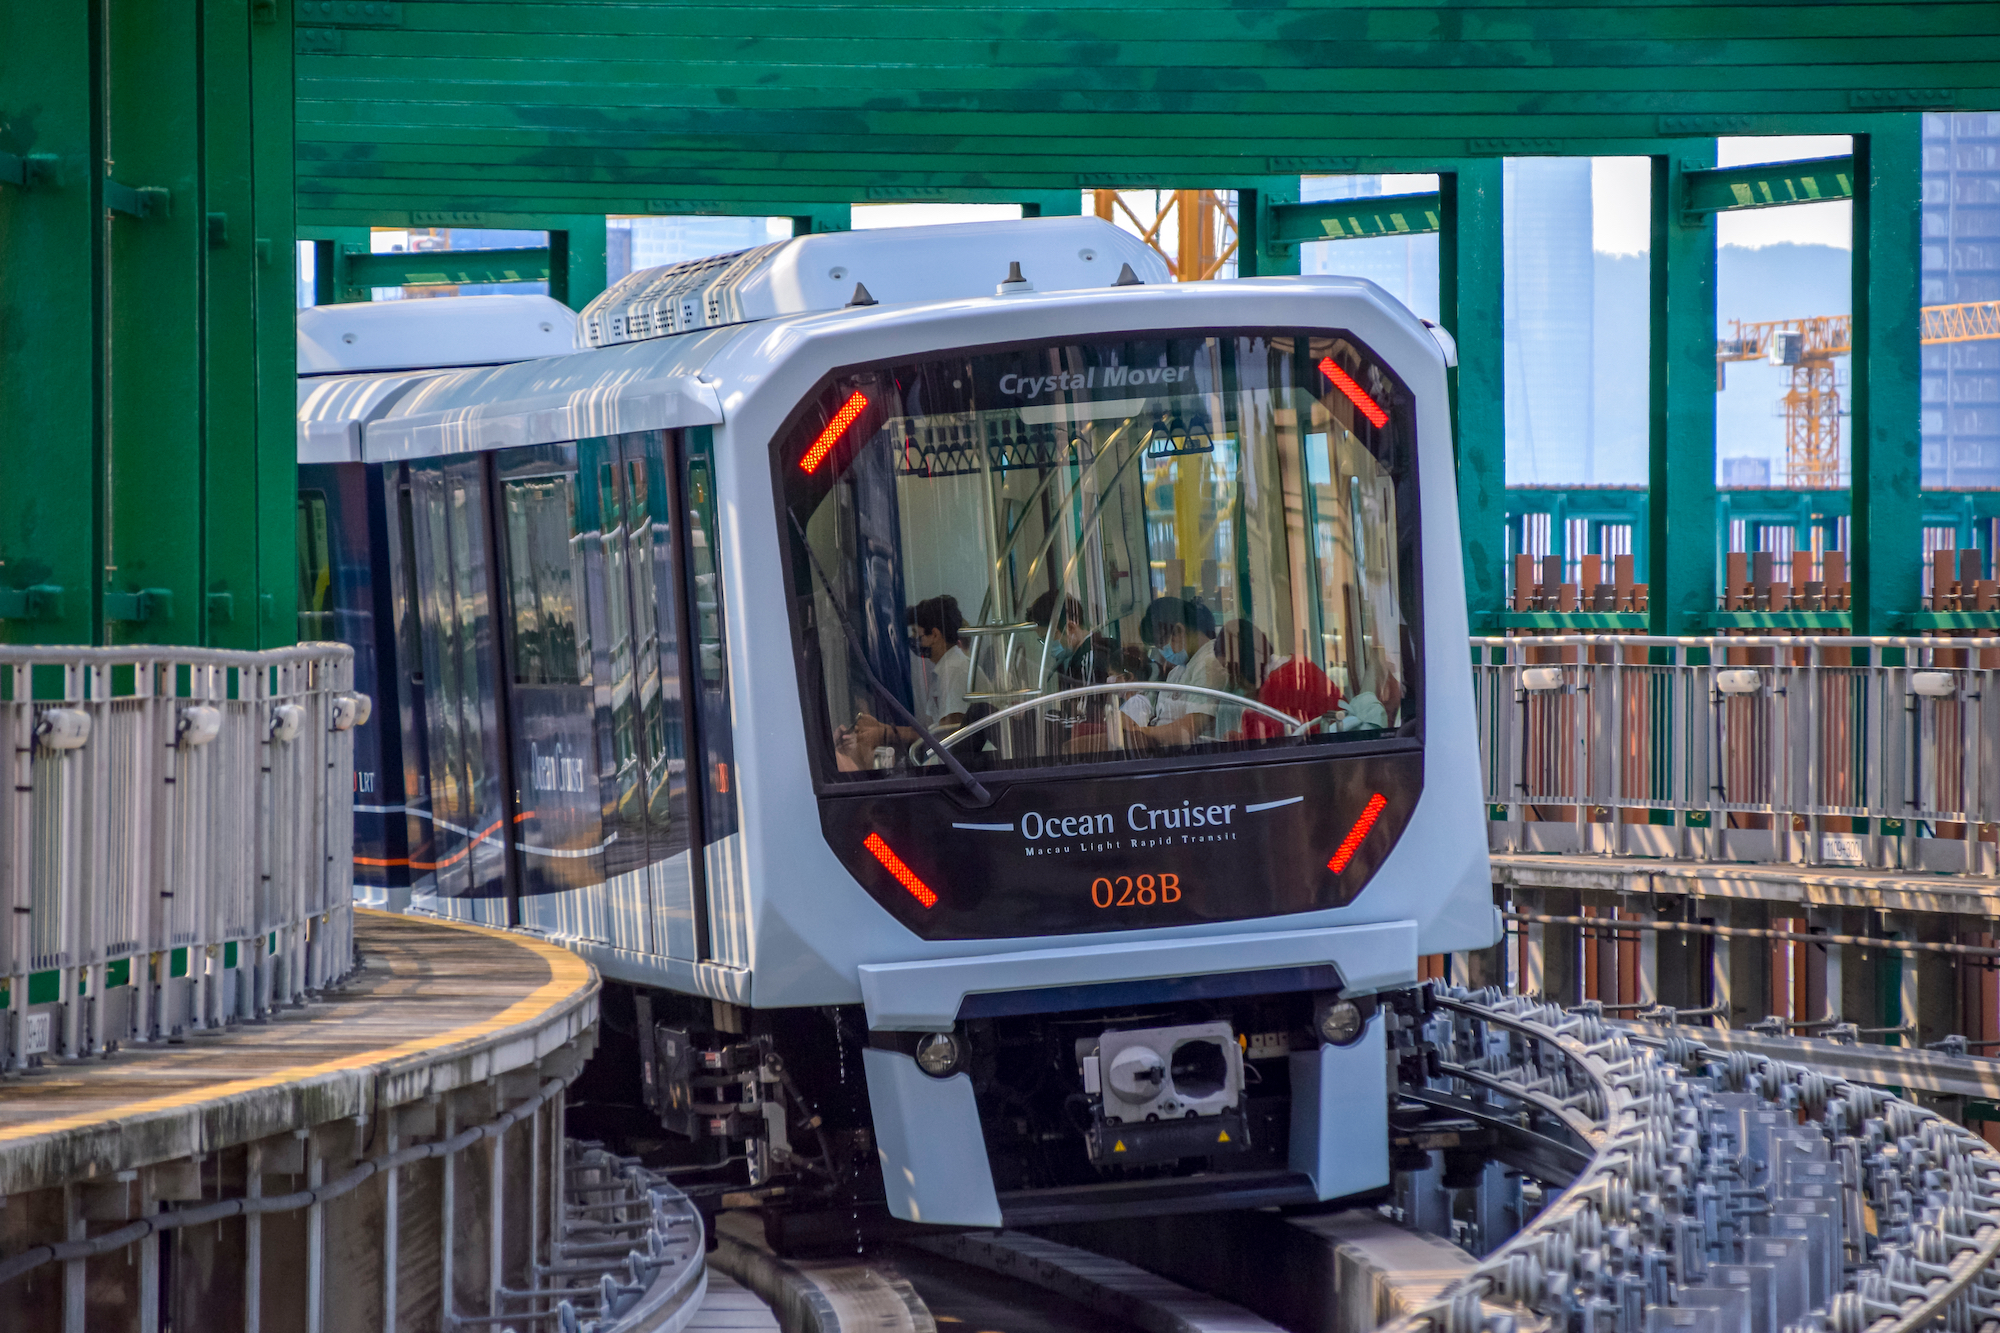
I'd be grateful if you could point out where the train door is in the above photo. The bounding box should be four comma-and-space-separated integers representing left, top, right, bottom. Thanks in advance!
386, 471, 439, 887
673, 427, 739, 962
405, 455, 511, 905
493, 446, 605, 902
590, 431, 706, 959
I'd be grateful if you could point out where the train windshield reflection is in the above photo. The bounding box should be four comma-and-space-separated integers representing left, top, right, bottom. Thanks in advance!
782, 329, 1422, 782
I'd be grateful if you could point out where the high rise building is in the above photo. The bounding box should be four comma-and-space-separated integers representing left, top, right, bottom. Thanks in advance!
1923, 113, 2000, 488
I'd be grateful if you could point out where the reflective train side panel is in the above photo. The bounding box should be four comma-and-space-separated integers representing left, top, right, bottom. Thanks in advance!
303, 221, 1493, 1228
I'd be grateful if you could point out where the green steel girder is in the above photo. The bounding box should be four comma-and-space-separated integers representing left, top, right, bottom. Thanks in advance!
1269, 192, 1441, 244
1440, 162, 1506, 628
1650, 151, 1720, 635
1851, 120, 1925, 635
1680, 154, 1854, 218
345, 244, 550, 289
0, 0, 296, 648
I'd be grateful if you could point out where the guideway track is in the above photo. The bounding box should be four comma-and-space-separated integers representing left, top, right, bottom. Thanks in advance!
1392, 986, 2000, 1333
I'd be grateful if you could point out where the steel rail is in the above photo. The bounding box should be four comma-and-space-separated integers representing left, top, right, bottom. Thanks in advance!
1382, 987, 2000, 1333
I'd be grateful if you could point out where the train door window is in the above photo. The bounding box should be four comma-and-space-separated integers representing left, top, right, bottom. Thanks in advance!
581, 442, 648, 874
501, 474, 584, 685
495, 446, 611, 895
394, 481, 425, 685
407, 457, 509, 900
614, 436, 682, 863
680, 426, 739, 841
297, 490, 332, 640
389, 473, 436, 874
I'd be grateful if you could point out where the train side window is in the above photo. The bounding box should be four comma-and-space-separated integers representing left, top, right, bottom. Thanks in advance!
679, 427, 738, 840
296, 490, 332, 639
395, 483, 424, 684
501, 476, 584, 685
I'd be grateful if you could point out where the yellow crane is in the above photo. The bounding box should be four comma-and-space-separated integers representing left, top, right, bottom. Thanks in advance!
1092, 190, 1238, 281
1717, 300, 2000, 489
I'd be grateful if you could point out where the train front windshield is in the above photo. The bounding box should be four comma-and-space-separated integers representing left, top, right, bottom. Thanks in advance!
782, 330, 1421, 783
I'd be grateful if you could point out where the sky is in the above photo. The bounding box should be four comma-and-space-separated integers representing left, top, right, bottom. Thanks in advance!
1591, 135, 1854, 255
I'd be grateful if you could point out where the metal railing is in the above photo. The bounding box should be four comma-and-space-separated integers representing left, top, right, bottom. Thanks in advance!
1474, 635, 2000, 872
1, 642, 364, 1069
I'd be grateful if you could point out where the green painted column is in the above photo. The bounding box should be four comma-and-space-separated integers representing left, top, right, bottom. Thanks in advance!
1649, 149, 1720, 635
1851, 117, 1924, 635
204, 0, 260, 649
792, 207, 851, 236
1440, 161, 1505, 626
0, 1, 295, 649
252, 0, 297, 646
305, 227, 369, 304
551, 214, 608, 309
105, 0, 205, 646
1020, 189, 1083, 218
1237, 178, 1302, 278
0, 8, 99, 644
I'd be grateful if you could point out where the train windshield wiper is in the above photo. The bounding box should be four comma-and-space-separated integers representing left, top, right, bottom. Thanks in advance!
786, 511, 994, 805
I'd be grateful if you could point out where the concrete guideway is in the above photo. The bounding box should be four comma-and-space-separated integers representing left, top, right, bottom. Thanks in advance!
0, 910, 597, 1196
0, 909, 606, 1331
1492, 853, 2000, 922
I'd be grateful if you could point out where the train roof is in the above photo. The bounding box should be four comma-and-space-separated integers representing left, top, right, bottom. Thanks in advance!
298, 293, 577, 375
296, 220, 1449, 467
579, 217, 1170, 350
352, 272, 1443, 465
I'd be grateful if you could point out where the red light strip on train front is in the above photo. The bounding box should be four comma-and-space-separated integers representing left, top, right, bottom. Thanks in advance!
800, 390, 870, 473
864, 832, 939, 908
1327, 792, 1389, 874
1318, 358, 1389, 429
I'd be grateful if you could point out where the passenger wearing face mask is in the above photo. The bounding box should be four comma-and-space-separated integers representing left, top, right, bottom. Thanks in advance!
1125, 595, 1226, 747
1023, 590, 1089, 690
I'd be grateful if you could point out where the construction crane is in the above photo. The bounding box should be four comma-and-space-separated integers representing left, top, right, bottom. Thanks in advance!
1092, 189, 1238, 281
1717, 300, 2000, 489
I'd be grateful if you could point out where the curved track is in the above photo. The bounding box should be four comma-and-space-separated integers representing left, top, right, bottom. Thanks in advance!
1388, 988, 2000, 1333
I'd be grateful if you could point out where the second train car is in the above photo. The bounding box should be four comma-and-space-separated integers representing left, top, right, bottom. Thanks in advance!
299, 216, 1495, 1232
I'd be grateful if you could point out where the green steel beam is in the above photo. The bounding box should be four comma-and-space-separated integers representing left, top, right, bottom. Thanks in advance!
1238, 177, 1302, 277
1850, 119, 1924, 635
346, 244, 551, 289
0, 8, 99, 644
204, 0, 261, 649
792, 207, 851, 235
1020, 190, 1084, 218
1, 0, 294, 648
1440, 162, 1506, 628
1681, 154, 1855, 217
550, 214, 607, 308
1269, 192, 1441, 244
105, 0, 203, 647
252, 0, 296, 645
1651, 150, 1720, 635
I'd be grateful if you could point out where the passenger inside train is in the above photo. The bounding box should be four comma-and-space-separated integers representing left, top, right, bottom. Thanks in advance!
791, 330, 1417, 777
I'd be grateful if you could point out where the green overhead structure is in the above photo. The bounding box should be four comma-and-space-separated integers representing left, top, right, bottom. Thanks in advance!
5, 1, 1990, 644
2, 2, 295, 648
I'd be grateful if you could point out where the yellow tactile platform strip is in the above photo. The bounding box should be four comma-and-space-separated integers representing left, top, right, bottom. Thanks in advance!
0, 910, 597, 1195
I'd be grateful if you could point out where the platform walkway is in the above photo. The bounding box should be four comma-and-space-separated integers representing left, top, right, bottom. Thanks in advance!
0, 910, 601, 1331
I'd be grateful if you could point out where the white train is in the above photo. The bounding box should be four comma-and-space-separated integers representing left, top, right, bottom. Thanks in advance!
298, 217, 1494, 1235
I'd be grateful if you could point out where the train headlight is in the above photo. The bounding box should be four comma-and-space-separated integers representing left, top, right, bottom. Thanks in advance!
1317, 1000, 1365, 1047
914, 1032, 964, 1078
